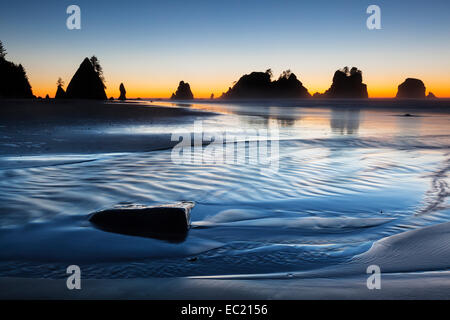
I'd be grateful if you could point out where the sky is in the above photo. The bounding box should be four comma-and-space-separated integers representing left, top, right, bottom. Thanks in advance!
1, 0, 449, 98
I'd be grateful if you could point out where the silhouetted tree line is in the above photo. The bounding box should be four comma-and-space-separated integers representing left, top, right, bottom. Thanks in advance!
0, 40, 34, 98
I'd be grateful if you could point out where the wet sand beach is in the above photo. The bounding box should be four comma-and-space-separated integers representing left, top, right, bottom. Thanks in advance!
0, 98, 449, 299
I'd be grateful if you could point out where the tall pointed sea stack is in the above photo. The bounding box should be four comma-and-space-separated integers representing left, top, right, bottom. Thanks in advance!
55, 86, 66, 99
55, 77, 66, 99
65, 58, 107, 99
171, 81, 194, 100
118, 83, 126, 100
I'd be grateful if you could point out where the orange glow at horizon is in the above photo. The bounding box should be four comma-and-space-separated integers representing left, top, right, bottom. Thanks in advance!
32, 84, 450, 100
28, 66, 450, 100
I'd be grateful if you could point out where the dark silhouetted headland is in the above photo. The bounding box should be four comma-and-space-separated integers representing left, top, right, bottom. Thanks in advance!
0, 41, 33, 99
171, 81, 194, 100
65, 57, 107, 100
315, 67, 368, 99
119, 83, 126, 100
221, 69, 310, 99
396, 78, 426, 99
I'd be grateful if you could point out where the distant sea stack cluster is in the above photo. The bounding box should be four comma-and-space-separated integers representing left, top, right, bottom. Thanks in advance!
314, 67, 368, 99
171, 81, 194, 100
0, 41, 443, 101
221, 69, 310, 99
54, 56, 128, 101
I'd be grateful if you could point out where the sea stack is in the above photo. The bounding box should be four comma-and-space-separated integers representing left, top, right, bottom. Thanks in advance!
65, 57, 107, 100
171, 81, 194, 100
55, 86, 66, 99
272, 71, 310, 98
396, 78, 426, 99
221, 69, 310, 99
320, 67, 368, 98
427, 92, 437, 99
118, 83, 126, 100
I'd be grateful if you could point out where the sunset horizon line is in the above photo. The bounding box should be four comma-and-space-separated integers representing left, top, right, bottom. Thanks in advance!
29, 65, 450, 100
4, 51, 447, 100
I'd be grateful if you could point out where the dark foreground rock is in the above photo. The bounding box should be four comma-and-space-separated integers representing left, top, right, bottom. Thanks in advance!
396, 78, 426, 99
65, 58, 107, 100
171, 81, 194, 100
89, 201, 194, 242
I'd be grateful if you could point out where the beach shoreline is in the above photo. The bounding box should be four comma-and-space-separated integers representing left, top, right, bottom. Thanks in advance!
0, 98, 449, 300
0, 99, 215, 156
2, 98, 448, 157
1, 271, 450, 300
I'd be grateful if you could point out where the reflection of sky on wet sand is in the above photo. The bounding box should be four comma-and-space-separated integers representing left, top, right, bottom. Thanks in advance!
0, 100, 449, 279
118, 100, 450, 144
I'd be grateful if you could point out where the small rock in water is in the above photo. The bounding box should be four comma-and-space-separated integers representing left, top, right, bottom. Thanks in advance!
187, 257, 198, 262
89, 201, 194, 242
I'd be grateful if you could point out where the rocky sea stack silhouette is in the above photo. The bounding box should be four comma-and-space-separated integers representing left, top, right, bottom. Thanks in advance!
0, 41, 33, 98
427, 92, 437, 99
65, 57, 107, 100
55, 77, 66, 99
118, 83, 126, 100
221, 69, 310, 99
171, 81, 194, 100
55, 86, 66, 99
316, 67, 368, 98
396, 78, 426, 99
